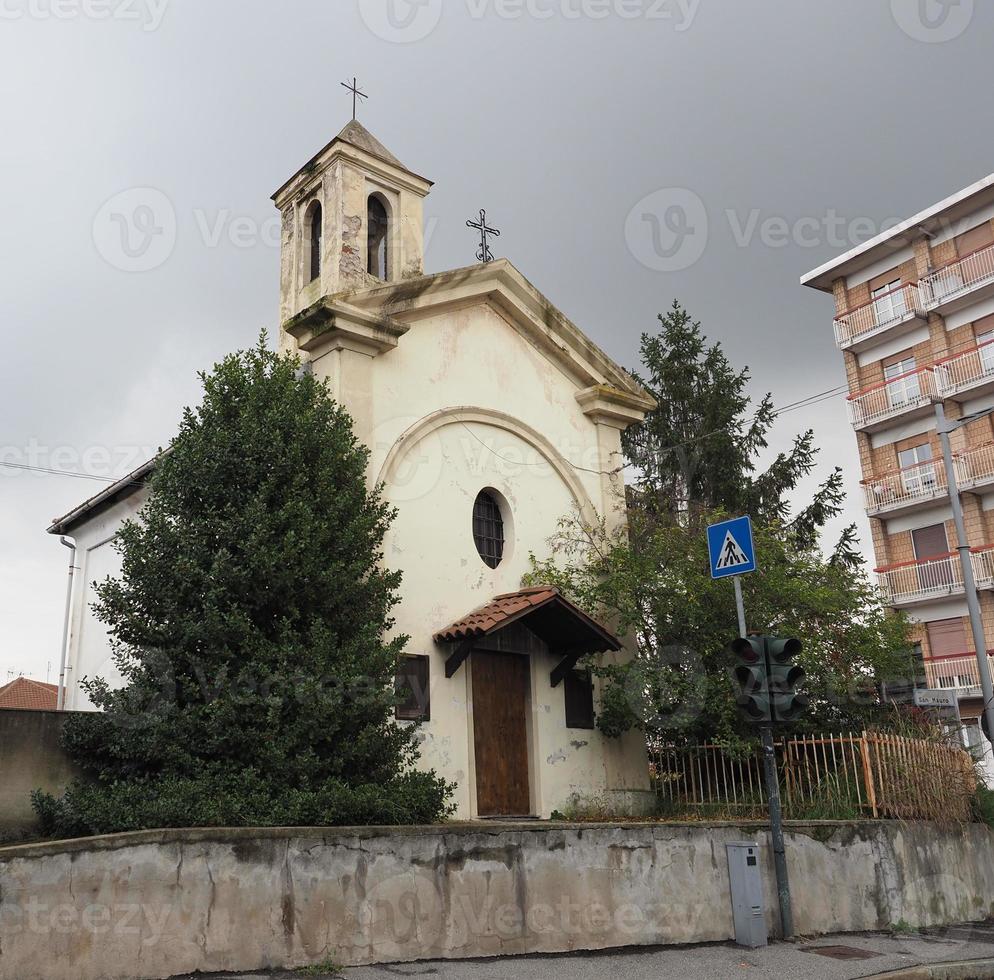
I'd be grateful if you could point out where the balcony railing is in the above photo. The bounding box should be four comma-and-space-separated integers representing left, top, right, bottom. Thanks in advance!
921, 242, 994, 310
924, 654, 994, 698
954, 443, 994, 490
848, 366, 938, 431
934, 341, 994, 398
834, 283, 926, 350
862, 458, 948, 515
877, 546, 994, 606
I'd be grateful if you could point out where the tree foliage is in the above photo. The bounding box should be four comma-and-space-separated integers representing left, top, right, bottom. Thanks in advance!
528, 303, 915, 746
36, 338, 453, 836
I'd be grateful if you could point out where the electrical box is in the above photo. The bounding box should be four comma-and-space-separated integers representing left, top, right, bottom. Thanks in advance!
726, 842, 768, 948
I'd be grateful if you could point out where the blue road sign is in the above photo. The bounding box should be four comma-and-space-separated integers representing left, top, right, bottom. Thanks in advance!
708, 516, 757, 580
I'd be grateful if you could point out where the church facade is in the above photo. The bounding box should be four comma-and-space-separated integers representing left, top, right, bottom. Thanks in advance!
50, 121, 655, 819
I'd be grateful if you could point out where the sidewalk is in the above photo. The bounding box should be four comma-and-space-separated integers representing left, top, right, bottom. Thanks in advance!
173, 922, 994, 980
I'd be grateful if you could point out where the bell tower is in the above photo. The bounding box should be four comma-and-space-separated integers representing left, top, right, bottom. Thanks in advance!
272, 120, 433, 326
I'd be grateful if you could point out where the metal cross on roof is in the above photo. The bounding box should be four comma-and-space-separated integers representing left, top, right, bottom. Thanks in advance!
341, 77, 368, 120
466, 209, 501, 264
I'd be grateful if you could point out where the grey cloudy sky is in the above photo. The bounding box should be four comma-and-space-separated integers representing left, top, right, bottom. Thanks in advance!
1, 0, 992, 682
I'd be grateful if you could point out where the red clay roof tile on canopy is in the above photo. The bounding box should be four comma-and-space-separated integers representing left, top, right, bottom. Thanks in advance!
433, 586, 622, 654
0, 677, 59, 711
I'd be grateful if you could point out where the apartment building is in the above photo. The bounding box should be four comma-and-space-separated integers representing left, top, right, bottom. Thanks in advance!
802, 174, 994, 761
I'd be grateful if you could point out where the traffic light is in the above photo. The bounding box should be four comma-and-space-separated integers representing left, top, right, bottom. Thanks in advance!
730, 636, 771, 723
767, 637, 808, 723
729, 636, 808, 725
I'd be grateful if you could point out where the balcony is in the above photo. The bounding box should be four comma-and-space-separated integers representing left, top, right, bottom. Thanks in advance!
921, 242, 994, 316
862, 457, 948, 517
934, 341, 994, 401
954, 443, 994, 492
877, 546, 994, 607
924, 654, 994, 699
848, 366, 938, 433
834, 283, 928, 353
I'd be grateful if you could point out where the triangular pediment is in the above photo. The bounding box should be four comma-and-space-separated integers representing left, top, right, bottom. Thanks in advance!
338, 259, 655, 415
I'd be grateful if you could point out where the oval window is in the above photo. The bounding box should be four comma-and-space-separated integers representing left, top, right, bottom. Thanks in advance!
473, 490, 505, 569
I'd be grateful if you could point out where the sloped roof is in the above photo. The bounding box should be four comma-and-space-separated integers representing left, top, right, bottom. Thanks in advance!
334, 119, 405, 169
0, 677, 59, 711
433, 586, 622, 654
48, 451, 160, 536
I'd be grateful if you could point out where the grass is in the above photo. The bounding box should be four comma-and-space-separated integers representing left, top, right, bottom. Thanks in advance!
295, 959, 343, 977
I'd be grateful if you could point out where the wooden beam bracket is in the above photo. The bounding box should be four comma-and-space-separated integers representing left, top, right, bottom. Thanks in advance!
550, 651, 583, 689
445, 639, 475, 679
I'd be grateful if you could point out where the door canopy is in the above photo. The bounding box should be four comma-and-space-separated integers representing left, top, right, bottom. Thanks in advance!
433, 587, 622, 687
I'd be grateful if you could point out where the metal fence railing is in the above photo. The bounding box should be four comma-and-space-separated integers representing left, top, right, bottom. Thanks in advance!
651, 731, 977, 824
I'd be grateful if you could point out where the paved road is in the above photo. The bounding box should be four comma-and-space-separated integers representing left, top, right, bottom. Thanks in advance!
173, 923, 994, 980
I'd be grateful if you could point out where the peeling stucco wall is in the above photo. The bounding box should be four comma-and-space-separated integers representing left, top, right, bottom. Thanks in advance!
2, 821, 993, 980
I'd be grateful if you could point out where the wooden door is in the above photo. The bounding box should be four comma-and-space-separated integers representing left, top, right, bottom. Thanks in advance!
471, 651, 531, 817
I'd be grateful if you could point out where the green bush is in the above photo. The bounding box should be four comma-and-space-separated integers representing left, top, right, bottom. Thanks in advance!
973, 785, 994, 829
34, 340, 453, 837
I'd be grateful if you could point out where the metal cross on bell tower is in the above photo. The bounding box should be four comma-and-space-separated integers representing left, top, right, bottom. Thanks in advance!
466, 209, 501, 264
341, 77, 368, 120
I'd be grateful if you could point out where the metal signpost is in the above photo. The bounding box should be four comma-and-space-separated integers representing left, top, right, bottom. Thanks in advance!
708, 516, 756, 637
934, 402, 994, 750
709, 517, 796, 939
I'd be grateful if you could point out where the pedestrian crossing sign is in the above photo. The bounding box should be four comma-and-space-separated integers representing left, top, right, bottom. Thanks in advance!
707, 516, 757, 579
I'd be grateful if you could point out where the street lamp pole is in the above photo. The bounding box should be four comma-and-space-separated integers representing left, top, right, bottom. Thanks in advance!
933, 401, 994, 746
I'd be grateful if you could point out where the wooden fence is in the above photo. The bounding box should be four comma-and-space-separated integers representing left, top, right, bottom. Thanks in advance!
651, 731, 978, 824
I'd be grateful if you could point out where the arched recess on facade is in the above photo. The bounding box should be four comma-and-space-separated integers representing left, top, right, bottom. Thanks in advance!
375, 407, 600, 526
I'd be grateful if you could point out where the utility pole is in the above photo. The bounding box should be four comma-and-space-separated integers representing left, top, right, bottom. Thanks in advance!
933, 402, 994, 748
761, 723, 793, 939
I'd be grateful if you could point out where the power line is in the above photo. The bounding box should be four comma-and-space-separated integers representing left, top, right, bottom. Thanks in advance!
0, 382, 852, 487
0, 460, 146, 487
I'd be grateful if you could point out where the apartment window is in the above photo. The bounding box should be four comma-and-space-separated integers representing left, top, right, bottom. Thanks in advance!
884, 356, 920, 408
395, 656, 430, 721
872, 278, 907, 325
926, 619, 967, 658
911, 523, 953, 592
955, 222, 994, 258
978, 328, 994, 375
897, 443, 936, 495
564, 669, 595, 730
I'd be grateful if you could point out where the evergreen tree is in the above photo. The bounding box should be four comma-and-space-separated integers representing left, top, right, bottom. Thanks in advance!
624, 301, 846, 547
35, 338, 452, 836
526, 304, 915, 746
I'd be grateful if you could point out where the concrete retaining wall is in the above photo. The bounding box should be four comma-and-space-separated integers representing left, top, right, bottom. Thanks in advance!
0, 710, 82, 842
1, 821, 993, 980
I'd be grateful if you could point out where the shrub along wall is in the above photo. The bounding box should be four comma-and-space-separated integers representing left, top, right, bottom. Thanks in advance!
2, 821, 994, 980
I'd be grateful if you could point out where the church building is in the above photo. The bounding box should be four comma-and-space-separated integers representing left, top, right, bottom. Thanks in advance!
49, 120, 655, 819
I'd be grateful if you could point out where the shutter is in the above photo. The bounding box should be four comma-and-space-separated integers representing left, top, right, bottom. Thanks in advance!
927, 619, 968, 658
956, 221, 994, 258
912, 523, 949, 559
